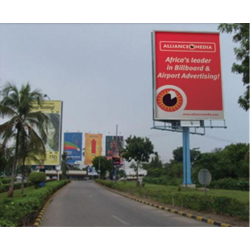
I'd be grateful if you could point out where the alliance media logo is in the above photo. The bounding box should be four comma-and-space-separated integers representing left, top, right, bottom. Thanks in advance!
160, 41, 216, 53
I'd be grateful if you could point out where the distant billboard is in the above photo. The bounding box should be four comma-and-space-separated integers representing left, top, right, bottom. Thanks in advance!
64, 132, 82, 164
105, 136, 123, 161
84, 133, 102, 165
152, 31, 224, 121
28, 100, 63, 166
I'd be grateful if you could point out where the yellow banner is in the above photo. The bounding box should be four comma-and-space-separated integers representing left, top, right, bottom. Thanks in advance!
28, 100, 62, 166
31, 100, 62, 114
84, 133, 102, 165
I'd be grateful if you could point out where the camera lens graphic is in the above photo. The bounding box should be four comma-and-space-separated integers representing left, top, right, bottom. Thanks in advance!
157, 88, 185, 112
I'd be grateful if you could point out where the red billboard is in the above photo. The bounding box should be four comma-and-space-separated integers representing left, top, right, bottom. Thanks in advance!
152, 31, 224, 121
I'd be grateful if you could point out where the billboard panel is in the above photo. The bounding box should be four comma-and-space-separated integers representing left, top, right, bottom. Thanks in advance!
28, 100, 63, 166
152, 31, 224, 121
105, 136, 124, 161
84, 133, 102, 165
64, 132, 82, 164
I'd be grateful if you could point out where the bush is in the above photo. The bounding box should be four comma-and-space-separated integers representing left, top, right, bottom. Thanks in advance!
28, 172, 46, 188
237, 180, 249, 191
0, 219, 16, 227
143, 176, 182, 186
0, 180, 70, 226
1, 177, 12, 184
96, 180, 249, 220
210, 178, 249, 191
0, 181, 34, 193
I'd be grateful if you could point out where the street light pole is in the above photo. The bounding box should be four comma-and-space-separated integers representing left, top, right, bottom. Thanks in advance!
44, 94, 50, 100
115, 125, 118, 182
98, 155, 100, 179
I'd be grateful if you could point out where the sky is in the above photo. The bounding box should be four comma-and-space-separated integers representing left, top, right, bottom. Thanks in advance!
0, 23, 249, 168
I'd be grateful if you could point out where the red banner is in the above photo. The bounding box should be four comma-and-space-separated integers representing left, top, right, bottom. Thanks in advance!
153, 31, 224, 121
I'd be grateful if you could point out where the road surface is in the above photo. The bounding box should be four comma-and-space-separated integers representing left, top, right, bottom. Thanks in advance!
40, 181, 215, 227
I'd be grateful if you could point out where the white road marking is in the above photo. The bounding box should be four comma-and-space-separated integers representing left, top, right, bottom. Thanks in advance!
112, 215, 130, 225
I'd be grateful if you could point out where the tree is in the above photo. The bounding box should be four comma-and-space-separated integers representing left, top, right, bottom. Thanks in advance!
192, 151, 222, 183
143, 155, 164, 178
121, 136, 156, 186
117, 169, 127, 179
218, 23, 249, 111
0, 82, 49, 197
165, 162, 183, 179
92, 156, 113, 179
142, 154, 163, 170
61, 151, 71, 179
172, 147, 201, 165
17, 128, 47, 194
220, 143, 249, 178
192, 143, 249, 183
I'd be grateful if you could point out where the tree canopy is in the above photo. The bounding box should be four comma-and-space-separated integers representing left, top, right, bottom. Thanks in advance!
218, 23, 249, 111
92, 156, 113, 179
172, 147, 201, 165
143, 143, 249, 187
122, 136, 156, 185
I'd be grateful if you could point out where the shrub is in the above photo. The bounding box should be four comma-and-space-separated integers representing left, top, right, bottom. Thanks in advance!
28, 172, 46, 188
210, 178, 249, 191
96, 180, 249, 220
0, 181, 34, 193
0, 180, 70, 226
0, 219, 16, 227
1, 177, 12, 184
237, 180, 249, 191
143, 176, 182, 186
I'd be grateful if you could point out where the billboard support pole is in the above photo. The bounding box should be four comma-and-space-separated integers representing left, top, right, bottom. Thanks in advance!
182, 127, 193, 187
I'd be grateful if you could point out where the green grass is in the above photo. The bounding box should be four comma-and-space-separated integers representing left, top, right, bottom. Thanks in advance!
0, 181, 57, 202
121, 181, 249, 204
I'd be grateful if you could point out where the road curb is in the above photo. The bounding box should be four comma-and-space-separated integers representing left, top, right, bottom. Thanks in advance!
97, 183, 232, 227
33, 182, 71, 227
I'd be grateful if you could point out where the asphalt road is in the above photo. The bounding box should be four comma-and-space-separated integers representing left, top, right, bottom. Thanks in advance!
40, 181, 215, 227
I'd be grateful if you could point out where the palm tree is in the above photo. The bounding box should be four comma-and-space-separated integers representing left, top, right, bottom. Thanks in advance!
0, 82, 49, 197
61, 151, 71, 179
17, 130, 47, 194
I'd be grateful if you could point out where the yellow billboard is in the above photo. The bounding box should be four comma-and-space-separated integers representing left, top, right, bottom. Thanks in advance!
27, 100, 63, 166
84, 133, 102, 165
